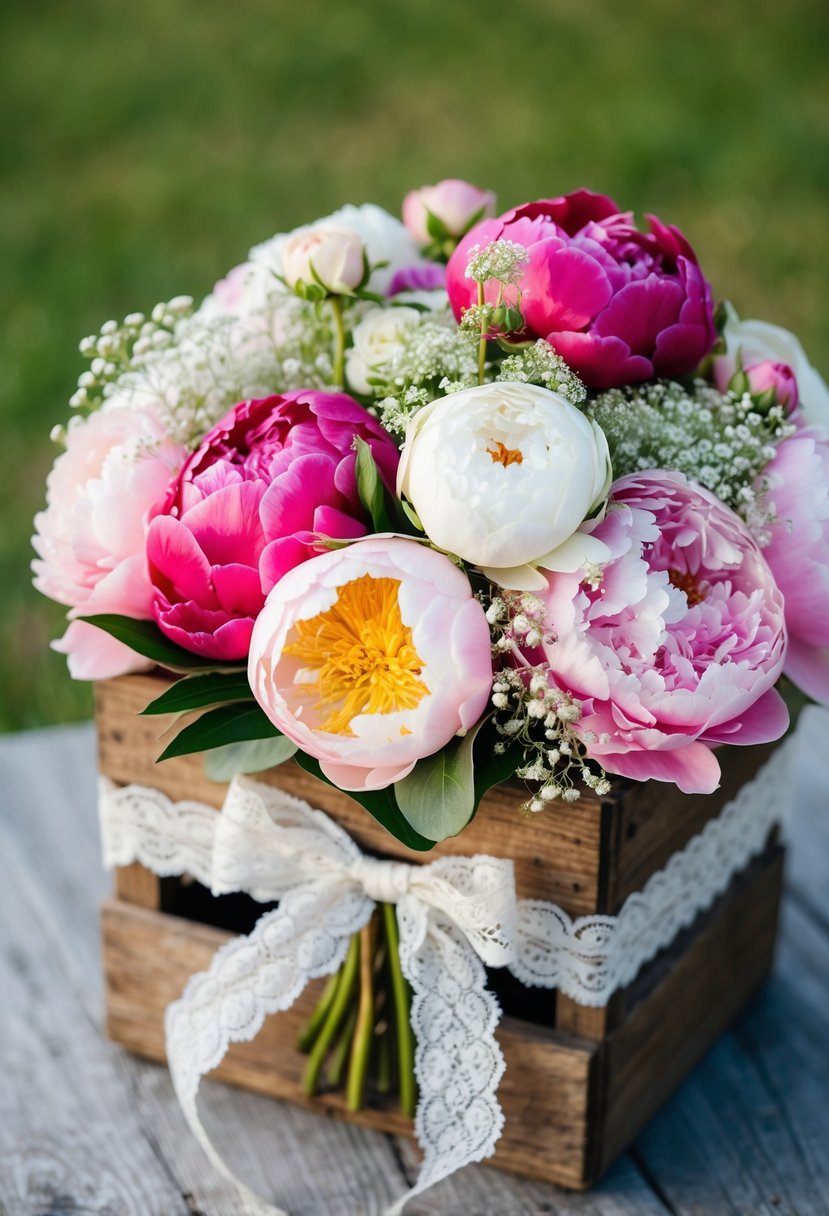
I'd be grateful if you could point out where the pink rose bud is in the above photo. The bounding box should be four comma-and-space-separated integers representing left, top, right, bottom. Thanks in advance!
402, 179, 496, 245
745, 359, 799, 413
281, 226, 365, 295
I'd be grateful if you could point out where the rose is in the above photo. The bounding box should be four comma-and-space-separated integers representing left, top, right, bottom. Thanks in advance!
713, 352, 799, 413
250, 204, 426, 297
402, 179, 496, 245
146, 391, 400, 660
446, 190, 716, 389
719, 304, 829, 432
248, 536, 492, 791
32, 403, 187, 679
757, 426, 829, 703
345, 306, 422, 394
281, 227, 365, 295
397, 382, 612, 588
537, 470, 788, 794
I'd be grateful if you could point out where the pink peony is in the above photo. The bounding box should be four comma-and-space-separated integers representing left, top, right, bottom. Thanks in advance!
713, 355, 799, 413
146, 391, 400, 661
759, 427, 829, 703
32, 404, 187, 679
446, 190, 716, 389
538, 470, 789, 793
248, 536, 492, 791
402, 179, 496, 245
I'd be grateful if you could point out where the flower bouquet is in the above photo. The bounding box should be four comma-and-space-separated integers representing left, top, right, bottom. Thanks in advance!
33, 179, 829, 1209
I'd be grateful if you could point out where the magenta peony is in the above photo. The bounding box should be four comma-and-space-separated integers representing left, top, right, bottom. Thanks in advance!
446, 190, 716, 389
32, 404, 188, 679
538, 470, 789, 793
146, 391, 400, 660
759, 426, 829, 703
248, 536, 492, 791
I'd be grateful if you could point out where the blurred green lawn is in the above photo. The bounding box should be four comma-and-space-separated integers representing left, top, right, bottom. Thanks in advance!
2, 0, 828, 730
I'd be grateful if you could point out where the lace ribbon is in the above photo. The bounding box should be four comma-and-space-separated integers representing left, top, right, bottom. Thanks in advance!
98, 738, 791, 1213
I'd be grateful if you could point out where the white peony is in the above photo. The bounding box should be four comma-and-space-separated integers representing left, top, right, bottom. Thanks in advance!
722, 303, 829, 433
345, 305, 422, 394
281, 226, 365, 295
397, 382, 612, 589
249, 204, 425, 296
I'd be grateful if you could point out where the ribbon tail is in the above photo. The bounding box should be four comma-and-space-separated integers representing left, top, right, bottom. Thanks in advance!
383, 901, 507, 1216
165, 883, 373, 1215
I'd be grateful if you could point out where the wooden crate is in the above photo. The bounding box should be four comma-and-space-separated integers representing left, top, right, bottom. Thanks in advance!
96, 673, 785, 1190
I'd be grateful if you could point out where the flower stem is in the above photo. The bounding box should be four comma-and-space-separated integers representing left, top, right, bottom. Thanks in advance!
477, 281, 487, 386
383, 902, 416, 1118
297, 970, 340, 1052
302, 933, 360, 1097
329, 295, 347, 388
346, 914, 376, 1111
326, 1004, 358, 1088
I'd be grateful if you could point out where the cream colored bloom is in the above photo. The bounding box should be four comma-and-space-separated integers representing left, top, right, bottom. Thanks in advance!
281, 226, 365, 295
397, 383, 612, 589
345, 306, 421, 394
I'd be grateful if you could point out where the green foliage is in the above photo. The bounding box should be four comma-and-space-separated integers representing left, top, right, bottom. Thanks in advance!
5, 0, 829, 729
140, 670, 254, 715
80, 614, 244, 673
203, 735, 298, 782
155, 702, 282, 762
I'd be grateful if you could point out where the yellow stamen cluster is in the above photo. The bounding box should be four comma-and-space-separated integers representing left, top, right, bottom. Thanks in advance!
284, 574, 428, 735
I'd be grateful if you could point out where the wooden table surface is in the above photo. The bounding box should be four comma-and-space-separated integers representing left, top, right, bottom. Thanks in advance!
2, 709, 829, 1216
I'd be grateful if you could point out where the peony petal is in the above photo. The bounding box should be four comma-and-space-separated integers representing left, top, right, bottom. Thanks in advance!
592, 275, 684, 354
52, 619, 154, 680
548, 331, 653, 389
259, 536, 313, 595
260, 453, 338, 540
701, 687, 790, 746
601, 739, 722, 794
783, 635, 829, 706
522, 242, 613, 334
182, 480, 267, 567
146, 515, 214, 605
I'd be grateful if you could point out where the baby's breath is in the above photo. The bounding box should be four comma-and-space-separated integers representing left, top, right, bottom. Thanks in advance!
485, 591, 611, 810
588, 379, 794, 530
465, 240, 529, 286
496, 341, 587, 405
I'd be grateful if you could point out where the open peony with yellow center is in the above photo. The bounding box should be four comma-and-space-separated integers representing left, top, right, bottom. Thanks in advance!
248, 537, 493, 791
396, 382, 612, 590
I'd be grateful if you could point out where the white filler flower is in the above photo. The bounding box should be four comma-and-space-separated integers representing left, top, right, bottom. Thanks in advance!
397, 382, 612, 589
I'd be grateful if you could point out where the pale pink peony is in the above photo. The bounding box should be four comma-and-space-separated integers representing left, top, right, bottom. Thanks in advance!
402, 179, 496, 245
146, 391, 400, 661
32, 404, 187, 678
248, 537, 492, 791
759, 426, 829, 703
538, 471, 789, 793
446, 190, 716, 389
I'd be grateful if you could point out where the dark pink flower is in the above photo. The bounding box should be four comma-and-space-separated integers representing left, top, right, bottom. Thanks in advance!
146, 391, 400, 660
446, 191, 716, 389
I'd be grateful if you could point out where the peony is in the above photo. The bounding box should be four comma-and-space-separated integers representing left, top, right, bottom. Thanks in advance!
250, 204, 426, 298
446, 190, 716, 389
397, 382, 612, 588
402, 179, 496, 245
345, 306, 422, 394
248, 536, 492, 791
719, 304, 829, 432
146, 391, 400, 660
281, 227, 365, 295
32, 404, 187, 678
758, 427, 829, 703
538, 470, 788, 794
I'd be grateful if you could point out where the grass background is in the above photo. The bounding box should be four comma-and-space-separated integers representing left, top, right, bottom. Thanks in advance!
2, 0, 827, 731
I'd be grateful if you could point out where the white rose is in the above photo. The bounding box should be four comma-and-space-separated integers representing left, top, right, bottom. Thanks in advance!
251, 204, 426, 296
281, 226, 365, 295
345, 306, 421, 394
397, 382, 612, 589
723, 303, 829, 433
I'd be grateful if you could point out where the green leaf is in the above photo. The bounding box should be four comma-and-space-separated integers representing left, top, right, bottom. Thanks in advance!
393, 719, 486, 842
354, 436, 393, 531
425, 208, 449, 242
292, 750, 435, 852
79, 614, 243, 673
204, 735, 298, 782
141, 670, 254, 716
156, 703, 281, 762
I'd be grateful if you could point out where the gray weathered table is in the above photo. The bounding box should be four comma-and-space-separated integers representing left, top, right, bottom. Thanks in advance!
2, 710, 829, 1216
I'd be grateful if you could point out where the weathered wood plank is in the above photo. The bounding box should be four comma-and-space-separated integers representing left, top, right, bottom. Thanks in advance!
0, 821, 190, 1216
